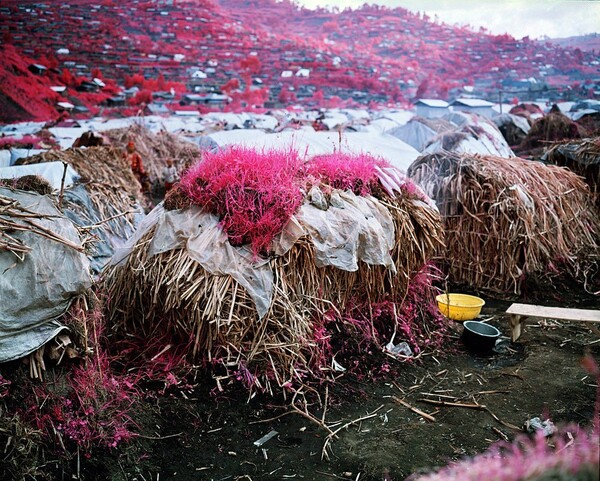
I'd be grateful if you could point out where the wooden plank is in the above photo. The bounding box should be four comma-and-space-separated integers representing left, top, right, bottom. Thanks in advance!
506, 303, 600, 323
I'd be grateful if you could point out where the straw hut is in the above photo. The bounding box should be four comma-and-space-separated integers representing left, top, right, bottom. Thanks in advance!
102, 123, 201, 182
17, 147, 145, 271
408, 151, 600, 294
104, 148, 445, 393
516, 111, 589, 156
544, 137, 600, 201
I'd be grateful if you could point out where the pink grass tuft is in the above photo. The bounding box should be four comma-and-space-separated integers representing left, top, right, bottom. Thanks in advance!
307, 152, 389, 196
180, 146, 305, 256
408, 426, 600, 481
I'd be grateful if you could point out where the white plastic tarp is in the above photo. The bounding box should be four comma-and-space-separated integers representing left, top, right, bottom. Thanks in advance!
387, 121, 438, 152
423, 112, 515, 158
206, 130, 420, 173
0, 151, 11, 168
11, 148, 47, 164
0, 188, 92, 362
0, 161, 80, 190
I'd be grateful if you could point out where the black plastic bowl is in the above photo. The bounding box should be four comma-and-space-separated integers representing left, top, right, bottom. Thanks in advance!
461, 321, 501, 353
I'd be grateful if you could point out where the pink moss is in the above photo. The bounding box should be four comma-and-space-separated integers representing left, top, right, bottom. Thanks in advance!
180, 146, 305, 256
307, 152, 389, 196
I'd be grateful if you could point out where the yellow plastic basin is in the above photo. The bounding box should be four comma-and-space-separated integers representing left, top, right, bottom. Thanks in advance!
436, 293, 485, 321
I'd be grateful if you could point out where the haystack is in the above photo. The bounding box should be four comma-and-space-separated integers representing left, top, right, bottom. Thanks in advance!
408, 152, 600, 294
103, 123, 200, 181
17, 147, 143, 240
0, 188, 91, 372
104, 148, 444, 392
544, 137, 600, 200
516, 111, 589, 155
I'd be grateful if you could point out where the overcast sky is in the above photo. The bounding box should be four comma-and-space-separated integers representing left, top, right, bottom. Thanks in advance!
294, 0, 600, 40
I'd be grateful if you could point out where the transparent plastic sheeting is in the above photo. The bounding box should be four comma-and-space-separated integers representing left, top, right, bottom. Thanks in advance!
0, 189, 92, 362
111, 189, 407, 319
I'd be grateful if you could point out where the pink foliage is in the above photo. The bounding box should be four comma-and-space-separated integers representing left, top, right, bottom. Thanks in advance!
0, 135, 42, 149
307, 152, 389, 196
180, 146, 305, 256
409, 426, 599, 481
23, 306, 140, 455
0, 374, 10, 398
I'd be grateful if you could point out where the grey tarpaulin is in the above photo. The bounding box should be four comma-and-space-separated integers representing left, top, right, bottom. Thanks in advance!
0, 188, 92, 362
110, 190, 399, 318
62, 184, 144, 274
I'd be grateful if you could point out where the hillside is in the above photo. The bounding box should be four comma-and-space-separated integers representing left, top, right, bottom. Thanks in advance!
548, 33, 600, 52
0, 0, 597, 123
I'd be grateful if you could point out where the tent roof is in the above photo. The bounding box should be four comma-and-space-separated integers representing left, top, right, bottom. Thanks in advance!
451, 98, 494, 108
415, 99, 449, 108
206, 130, 420, 172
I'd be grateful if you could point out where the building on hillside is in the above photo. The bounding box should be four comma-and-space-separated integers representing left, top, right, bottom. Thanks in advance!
451, 98, 495, 118
28, 64, 48, 75
415, 99, 449, 118
180, 93, 230, 107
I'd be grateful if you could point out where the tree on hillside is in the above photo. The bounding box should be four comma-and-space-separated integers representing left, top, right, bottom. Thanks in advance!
415, 78, 429, 99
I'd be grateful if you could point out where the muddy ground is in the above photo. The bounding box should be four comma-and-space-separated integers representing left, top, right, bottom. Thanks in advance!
2, 290, 598, 481
77, 292, 599, 481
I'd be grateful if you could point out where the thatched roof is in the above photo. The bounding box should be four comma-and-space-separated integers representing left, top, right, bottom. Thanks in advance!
102, 123, 201, 181
408, 151, 600, 294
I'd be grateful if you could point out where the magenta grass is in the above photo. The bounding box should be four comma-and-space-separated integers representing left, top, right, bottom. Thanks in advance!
408, 427, 599, 481
180, 146, 305, 256
307, 152, 389, 196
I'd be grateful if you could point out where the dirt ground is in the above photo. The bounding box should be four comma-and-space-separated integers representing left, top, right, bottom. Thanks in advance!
2, 289, 598, 481
74, 291, 598, 481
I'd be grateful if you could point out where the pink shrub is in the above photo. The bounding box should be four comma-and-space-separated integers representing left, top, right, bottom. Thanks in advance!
180, 146, 305, 256
408, 426, 599, 481
0, 135, 42, 149
307, 152, 389, 196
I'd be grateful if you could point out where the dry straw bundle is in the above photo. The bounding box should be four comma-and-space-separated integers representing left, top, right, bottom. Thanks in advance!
0, 191, 84, 259
408, 151, 600, 294
103, 123, 200, 181
517, 111, 588, 155
18, 147, 143, 238
544, 137, 600, 200
104, 150, 444, 393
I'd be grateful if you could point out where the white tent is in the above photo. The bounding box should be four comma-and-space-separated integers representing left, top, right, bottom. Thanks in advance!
387, 120, 438, 152
206, 130, 420, 172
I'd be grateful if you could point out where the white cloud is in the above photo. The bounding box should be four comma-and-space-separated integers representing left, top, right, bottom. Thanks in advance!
295, 0, 600, 39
